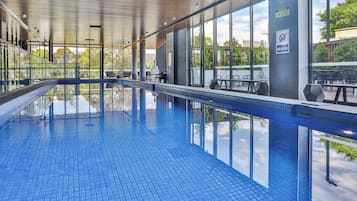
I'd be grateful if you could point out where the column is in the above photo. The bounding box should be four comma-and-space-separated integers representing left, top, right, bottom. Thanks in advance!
269, 0, 299, 99
140, 40, 146, 81
132, 43, 137, 80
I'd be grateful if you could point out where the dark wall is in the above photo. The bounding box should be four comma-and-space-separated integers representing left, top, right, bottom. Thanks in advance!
269, 1, 299, 99
156, 44, 166, 73
174, 27, 188, 86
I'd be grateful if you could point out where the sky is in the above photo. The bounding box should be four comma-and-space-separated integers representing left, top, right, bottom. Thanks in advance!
205, 0, 269, 47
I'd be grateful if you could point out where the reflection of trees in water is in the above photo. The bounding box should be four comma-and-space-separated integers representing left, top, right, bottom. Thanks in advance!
321, 136, 357, 161
21, 96, 53, 116
122, 88, 133, 111
49, 84, 124, 113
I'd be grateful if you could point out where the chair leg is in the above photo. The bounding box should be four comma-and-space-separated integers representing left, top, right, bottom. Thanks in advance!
334, 87, 341, 104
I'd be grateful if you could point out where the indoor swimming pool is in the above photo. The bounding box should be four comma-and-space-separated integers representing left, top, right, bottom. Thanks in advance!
0, 83, 356, 200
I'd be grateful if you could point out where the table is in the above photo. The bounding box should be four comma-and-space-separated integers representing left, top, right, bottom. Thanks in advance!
217, 79, 268, 93
321, 84, 357, 104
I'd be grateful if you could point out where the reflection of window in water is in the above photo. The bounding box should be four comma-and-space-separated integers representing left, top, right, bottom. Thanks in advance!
253, 117, 269, 188
191, 102, 202, 146
204, 105, 214, 154
312, 130, 357, 200
232, 113, 251, 177
217, 108, 230, 165
188, 102, 270, 188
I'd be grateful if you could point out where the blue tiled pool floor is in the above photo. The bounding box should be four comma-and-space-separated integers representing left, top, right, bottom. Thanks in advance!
0, 112, 274, 201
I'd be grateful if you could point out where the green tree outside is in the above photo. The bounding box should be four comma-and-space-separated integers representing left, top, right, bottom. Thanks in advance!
313, 44, 329, 62
319, 0, 357, 39
335, 39, 357, 62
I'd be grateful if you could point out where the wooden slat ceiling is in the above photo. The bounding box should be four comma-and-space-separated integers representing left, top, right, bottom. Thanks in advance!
1, 0, 219, 47
2, 0, 256, 48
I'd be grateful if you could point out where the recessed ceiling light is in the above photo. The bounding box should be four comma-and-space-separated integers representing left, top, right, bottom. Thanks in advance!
343, 130, 354, 135
89, 25, 101, 28
22, 13, 27, 19
172, 17, 176, 21
163, 22, 167, 26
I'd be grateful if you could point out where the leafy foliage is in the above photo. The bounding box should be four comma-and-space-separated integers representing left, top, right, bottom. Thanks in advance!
335, 39, 357, 61
313, 44, 329, 62
319, 0, 357, 39
321, 138, 357, 160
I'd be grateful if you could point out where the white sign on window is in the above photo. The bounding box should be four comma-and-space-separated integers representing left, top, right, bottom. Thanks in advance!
276, 29, 289, 54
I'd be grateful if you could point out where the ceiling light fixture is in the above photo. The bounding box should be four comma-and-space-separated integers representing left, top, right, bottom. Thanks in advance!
343, 130, 354, 135
163, 22, 167, 26
172, 17, 176, 21
89, 25, 102, 28
22, 13, 27, 19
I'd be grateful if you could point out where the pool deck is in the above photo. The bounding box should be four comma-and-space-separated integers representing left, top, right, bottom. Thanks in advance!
119, 79, 357, 136
0, 80, 57, 127
119, 79, 357, 113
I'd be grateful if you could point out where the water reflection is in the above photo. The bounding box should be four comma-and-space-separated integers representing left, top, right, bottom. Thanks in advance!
187, 100, 357, 200
19, 83, 123, 118
16, 85, 357, 200
312, 131, 357, 200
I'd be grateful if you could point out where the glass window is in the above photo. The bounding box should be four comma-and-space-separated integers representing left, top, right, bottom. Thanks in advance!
122, 47, 132, 78
78, 47, 90, 79
216, 14, 230, 82
253, 0, 269, 80
190, 25, 202, 86
204, 20, 214, 87
311, 0, 357, 104
145, 35, 156, 82
90, 47, 100, 79
232, 7, 251, 91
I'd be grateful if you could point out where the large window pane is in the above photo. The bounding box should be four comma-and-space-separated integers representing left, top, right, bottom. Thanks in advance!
216, 14, 230, 83
253, 0, 269, 80
204, 20, 214, 87
232, 7, 250, 91
311, 0, 357, 104
190, 25, 202, 86
122, 47, 132, 78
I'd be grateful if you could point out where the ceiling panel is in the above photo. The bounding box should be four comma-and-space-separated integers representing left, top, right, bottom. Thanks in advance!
2, 0, 221, 47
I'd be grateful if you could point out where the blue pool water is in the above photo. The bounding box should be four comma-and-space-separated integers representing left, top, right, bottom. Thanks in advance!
0, 84, 356, 200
